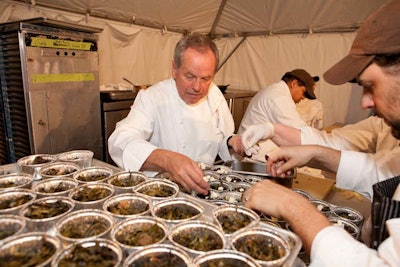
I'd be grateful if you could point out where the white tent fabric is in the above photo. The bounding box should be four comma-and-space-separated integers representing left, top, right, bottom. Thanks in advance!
1, 0, 387, 127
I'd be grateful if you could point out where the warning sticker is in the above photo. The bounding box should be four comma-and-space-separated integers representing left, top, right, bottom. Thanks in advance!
30, 37, 92, 50
32, 73, 95, 83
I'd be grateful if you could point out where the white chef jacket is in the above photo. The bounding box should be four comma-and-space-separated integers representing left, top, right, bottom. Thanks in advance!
310, 218, 400, 267
300, 116, 400, 199
238, 80, 307, 134
301, 116, 399, 153
108, 78, 235, 172
296, 98, 324, 129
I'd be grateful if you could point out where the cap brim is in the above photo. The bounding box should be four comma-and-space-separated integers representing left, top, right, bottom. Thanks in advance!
323, 54, 374, 85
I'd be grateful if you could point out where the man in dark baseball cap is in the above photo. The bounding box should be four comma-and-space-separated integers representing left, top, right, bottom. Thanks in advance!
323, 0, 400, 85
283, 69, 318, 99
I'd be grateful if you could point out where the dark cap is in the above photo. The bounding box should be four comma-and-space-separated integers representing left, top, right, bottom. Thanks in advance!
285, 69, 317, 99
324, 0, 400, 85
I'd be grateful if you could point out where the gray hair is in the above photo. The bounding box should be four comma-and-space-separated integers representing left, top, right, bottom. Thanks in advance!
173, 33, 219, 72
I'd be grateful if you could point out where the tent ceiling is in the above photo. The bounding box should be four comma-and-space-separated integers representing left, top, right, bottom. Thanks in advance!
14, 0, 389, 38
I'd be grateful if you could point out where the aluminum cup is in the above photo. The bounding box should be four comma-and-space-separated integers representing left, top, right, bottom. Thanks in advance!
56, 209, 114, 248
0, 215, 26, 242
244, 175, 263, 184
103, 193, 151, 221
331, 206, 364, 227
52, 238, 122, 267
223, 191, 244, 204
122, 244, 191, 267
193, 249, 262, 267
0, 189, 36, 215
0, 173, 33, 191
73, 166, 113, 184
19, 196, 75, 233
31, 177, 78, 198
56, 150, 94, 168
310, 199, 332, 217
212, 204, 260, 236
169, 220, 226, 258
111, 216, 168, 255
221, 173, 245, 183
69, 182, 114, 210
107, 171, 147, 194
292, 188, 313, 200
230, 227, 291, 267
152, 197, 204, 225
0, 232, 60, 267
133, 178, 179, 202
17, 154, 57, 180
329, 216, 360, 240
39, 162, 80, 180
211, 165, 232, 175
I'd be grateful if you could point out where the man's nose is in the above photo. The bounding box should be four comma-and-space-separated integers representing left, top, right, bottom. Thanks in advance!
360, 93, 374, 109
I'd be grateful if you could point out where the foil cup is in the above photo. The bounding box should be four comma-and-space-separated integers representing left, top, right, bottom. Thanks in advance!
17, 154, 57, 180
103, 193, 151, 221
152, 197, 204, 225
31, 177, 78, 198
0, 173, 33, 191
169, 220, 226, 257
73, 166, 113, 184
52, 238, 122, 267
230, 227, 291, 267
111, 216, 168, 255
329, 217, 360, 240
310, 199, 332, 217
133, 179, 179, 202
231, 182, 251, 194
56, 209, 114, 248
244, 175, 263, 185
221, 173, 245, 183
0, 189, 36, 215
39, 162, 80, 180
107, 171, 147, 194
292, 188, 313, 200
223, 191, 244, 204
193, 249, 262, 267
211, 165, 232, 175
19, 196, 75, 233
0, 215, 26, 242
202, 171, 220, 183
69, 182, 114, 210
56, 150, 94, 168
212, 204, 260, 236
331, 206, 364, 228
0, 232, 60, 267
122, 244, 191, 267
198, 162, 212, 171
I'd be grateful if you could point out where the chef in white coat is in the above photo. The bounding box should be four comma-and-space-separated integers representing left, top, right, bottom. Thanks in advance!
108, 33, 244, 195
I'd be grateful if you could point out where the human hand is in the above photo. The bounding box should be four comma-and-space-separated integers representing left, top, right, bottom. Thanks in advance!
242, 179, 300, 219
266, 145, 316, 177
163, 152, 209, 195
228, 135, 245, 156
241, 123, 275, 156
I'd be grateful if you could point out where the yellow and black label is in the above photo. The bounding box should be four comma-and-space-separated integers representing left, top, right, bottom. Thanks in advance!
32, 73, 95, 83
30, 37, 92, 51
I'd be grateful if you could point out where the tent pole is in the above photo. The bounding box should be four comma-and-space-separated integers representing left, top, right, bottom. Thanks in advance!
217, 36, 246, 72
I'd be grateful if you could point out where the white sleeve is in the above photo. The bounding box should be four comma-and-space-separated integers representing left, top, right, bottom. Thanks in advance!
336, 149, 400, 199
310, 226, 390, 267
300, 123, 376, 152
108, 90, 158, 170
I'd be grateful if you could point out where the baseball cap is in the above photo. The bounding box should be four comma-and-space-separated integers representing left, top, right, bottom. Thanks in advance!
285, 69, 317, 99
323, 0, 400, 85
